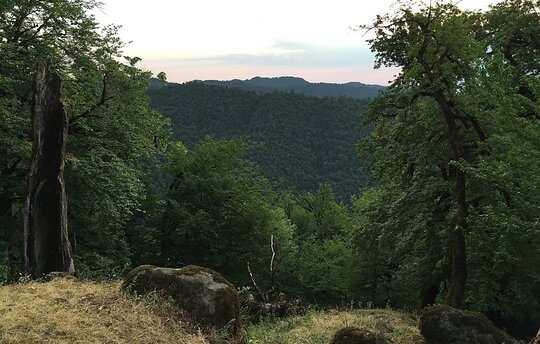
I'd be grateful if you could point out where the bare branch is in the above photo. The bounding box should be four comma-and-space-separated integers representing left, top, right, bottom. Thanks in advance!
247, 262, 267, 302
270, 235, 276, 292
70, 75, 113, 125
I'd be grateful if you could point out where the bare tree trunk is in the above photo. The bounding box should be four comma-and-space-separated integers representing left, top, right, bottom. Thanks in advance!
438, 99, 468, 308
269, 235, 277, 293
415, 30, 470, 308
445, 169, 467, 307
22, 60, 74, 278
420, 283, 439, 308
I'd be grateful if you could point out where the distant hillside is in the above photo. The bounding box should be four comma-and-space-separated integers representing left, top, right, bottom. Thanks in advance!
201, 76, 386, 99
150, 76, 386, 99
148, 82, 370, 199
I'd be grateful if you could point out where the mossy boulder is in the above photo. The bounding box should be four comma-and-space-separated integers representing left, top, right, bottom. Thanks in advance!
419, 305, 516, 344
122, 264, 241, 339
330, 326, 392, 344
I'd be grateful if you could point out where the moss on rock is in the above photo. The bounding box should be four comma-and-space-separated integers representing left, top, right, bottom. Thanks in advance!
122, 264, 241, 341
419, 304, 516, 344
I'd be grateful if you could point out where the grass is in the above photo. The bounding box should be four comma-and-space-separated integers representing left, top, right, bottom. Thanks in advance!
0, 278, 207, 344
0, 278, 426, 344
245, 308, 425, 344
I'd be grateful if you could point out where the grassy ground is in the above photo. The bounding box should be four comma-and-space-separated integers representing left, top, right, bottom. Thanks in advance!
245, 308, 425, 344
0, 279, 426, 344
0, 278, 207, 344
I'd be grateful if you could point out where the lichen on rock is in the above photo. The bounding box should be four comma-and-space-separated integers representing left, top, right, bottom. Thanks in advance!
419, 304, 517, 344
122, 264, 241, 340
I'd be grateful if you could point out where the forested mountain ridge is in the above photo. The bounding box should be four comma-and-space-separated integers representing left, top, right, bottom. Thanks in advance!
148, 81, 371, 199
149, 76, 386, 99
2, 0, 540, 341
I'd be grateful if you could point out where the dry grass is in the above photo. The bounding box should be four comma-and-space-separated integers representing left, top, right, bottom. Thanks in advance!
0, 279, 426, 344
0, 278, 208, 344
246, 308, 425, 344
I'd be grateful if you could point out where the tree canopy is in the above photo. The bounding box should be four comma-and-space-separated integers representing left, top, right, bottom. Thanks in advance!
1, 0, 539, 338
0, 0, 169, 279
148, 81, 370, 200
356, 0, 540, 332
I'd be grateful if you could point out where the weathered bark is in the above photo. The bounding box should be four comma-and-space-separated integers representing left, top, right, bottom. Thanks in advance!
22, 60, 74, 278
435, 99, 468, 308
420, 283, 439, 308
446, 237, 466, 305
415, 27, 469, 307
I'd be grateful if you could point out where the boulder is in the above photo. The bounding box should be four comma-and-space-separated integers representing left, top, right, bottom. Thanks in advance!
122, 265, 240, 339
330, 326, 392, 344
419, 305, 516, 344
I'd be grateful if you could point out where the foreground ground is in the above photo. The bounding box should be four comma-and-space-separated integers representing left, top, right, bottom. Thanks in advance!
0, 278, 206, 344
246, 308, 424, 344
0, 279, 424, 343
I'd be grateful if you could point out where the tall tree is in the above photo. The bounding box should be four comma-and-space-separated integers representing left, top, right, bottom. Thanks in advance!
360, 0, 539, 310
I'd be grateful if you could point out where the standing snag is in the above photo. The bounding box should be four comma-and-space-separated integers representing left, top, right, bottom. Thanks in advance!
23, 60, 74, 278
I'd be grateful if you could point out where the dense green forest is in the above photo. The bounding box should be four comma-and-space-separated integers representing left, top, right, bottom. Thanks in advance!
148, 82, 371, 199
198, 76, 386, 99
1, 0, 539, 340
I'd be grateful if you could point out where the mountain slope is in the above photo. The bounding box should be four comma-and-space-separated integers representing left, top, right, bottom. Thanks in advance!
149, 82, 370, 199
201, 76, 386, 99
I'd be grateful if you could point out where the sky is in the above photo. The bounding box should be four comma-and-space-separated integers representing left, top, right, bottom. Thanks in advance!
94, 0, 496, 85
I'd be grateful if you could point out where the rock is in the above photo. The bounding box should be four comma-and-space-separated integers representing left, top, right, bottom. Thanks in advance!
530, 329, 540, 344
122, 265, 240, 339
330, 326, 392, 344
419, 305, 516, 344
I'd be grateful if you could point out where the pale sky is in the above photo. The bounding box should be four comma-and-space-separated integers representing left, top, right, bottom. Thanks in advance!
94, 0, 496, 85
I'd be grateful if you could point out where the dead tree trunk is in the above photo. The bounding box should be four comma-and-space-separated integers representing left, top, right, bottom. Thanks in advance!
22, 60, 74, 278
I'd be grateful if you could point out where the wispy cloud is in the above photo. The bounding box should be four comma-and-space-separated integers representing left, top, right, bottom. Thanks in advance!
139, 40, 397, 85
169, 40, 375, 68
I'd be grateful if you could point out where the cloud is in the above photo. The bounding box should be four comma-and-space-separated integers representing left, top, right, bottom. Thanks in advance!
173, 40, 376, 68
140, 57, 399, 85
138, 40, 398, 84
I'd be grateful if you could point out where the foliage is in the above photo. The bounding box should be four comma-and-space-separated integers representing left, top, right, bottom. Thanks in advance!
356, 0, 540, 335
0, 0, 169, 279
1, 1, 539, 339
128, 138, 296, 287
201, 76, 385, 99
148, 81, 370, 200
278, 184, 357, 304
